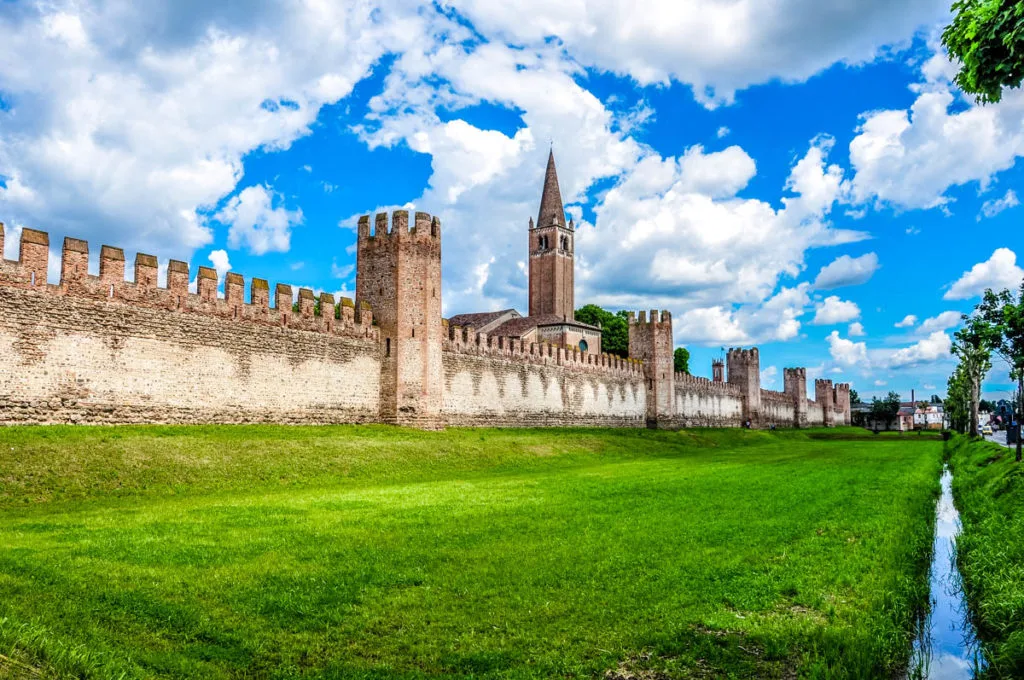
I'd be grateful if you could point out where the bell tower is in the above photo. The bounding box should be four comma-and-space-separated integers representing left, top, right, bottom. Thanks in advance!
528, 150, 574, 320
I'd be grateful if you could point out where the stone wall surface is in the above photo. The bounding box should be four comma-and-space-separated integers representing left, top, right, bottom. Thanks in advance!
761, 391, 796, 427
440, 351, 646, 427
666, 374, 744, 428
0, 286, 381, 424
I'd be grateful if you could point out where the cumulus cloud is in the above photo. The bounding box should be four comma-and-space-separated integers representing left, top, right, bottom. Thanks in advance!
449, 0, 949, 106
895, 315, 918, 328
848, 321, 866, 337
761, 366, 779, 388
944, 248, 1024, 300
848, 43, 1024, 211
0, 0, 431, 259
978, 189, 1019, 221
827, 331, 869, 368
812, 296, 861, 325
919, 310, 961, 334
887, 330, 952, 368
813, 252, 879, 289
828, 329, 953, 371
217, 186, 303, 256
208, 249, 231, 283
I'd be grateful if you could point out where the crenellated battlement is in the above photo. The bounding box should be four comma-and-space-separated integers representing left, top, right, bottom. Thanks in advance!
675, 371, 742, 397
627, 309, 672, 327
357, 210, 441, 246
0, 227, 377, 341
442, 321, 644, 378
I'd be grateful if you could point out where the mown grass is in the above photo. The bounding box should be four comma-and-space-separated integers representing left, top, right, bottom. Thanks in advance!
949, 435, 1024, 677
0, 426, 942, 679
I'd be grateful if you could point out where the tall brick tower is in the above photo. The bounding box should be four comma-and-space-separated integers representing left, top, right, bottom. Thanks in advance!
629, 310, 675, 427
356, 210, 443, 427
529, 150, 574, 320
727, 348, 762, 426
815, 379, 835, 428
784, 367, 808, 428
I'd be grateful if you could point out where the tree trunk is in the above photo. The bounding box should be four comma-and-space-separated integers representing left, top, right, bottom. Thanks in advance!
970, 374, 980, 437
1017, 375, 1022, 463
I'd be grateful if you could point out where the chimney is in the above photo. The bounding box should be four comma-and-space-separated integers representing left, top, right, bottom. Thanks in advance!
911, 389, 915, 404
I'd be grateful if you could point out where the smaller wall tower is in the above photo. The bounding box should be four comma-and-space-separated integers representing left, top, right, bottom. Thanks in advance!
712, 359, 725, 383
815, 379, 835, 427
356, 210, 443, 427
727, 348, 761, 426
628, 310, 674, 427
833, 383, 851, 426
783, 367, 808, 428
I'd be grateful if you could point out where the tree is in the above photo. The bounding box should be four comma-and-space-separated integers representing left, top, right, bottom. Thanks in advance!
870, 391, 903, 431
980, 398, 996, 412
952, 314, 995, 437
575, 304, 629, 358
947, 364, 973, 433
977, 282, 1024, 461
850, 389, 862, 406
942, 0, 1024, 105
931, 394, 943, 404
674, 347, 690, 374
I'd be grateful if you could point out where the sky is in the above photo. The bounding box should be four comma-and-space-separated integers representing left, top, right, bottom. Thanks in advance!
0, 0, 1022, 403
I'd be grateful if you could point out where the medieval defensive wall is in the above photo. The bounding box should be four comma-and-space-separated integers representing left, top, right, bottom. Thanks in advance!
0, 217, 851, 429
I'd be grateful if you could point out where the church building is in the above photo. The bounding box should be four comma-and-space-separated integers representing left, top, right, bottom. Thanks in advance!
449, 151, 602, 354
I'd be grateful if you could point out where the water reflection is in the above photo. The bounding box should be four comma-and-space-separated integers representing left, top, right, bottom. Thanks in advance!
909, 468, 986, 679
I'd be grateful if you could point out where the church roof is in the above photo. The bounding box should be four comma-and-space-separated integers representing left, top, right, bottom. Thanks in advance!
448, 309, 519, 331
537, 149, 568, 229
491, 314, 599, 338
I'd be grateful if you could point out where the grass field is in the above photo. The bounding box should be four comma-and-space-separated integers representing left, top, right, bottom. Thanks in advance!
0, 426, 943, 679
949, 435, 1024, 677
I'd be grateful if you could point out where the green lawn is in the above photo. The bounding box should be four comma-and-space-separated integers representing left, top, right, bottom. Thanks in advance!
949, 435, 1024, 677
0, 426, 942, 679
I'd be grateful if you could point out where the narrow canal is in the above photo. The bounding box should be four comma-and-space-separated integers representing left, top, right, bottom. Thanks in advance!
909, 467, 986, 679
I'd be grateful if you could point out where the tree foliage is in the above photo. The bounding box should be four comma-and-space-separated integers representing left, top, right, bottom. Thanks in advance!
674, 347, 690, 375
575, 304, 630, 358
952, 313, 996, 435
870, 392, 903, 430
976, 282, 1024, 460
947, 364, 973, 434
849, 389, 862, 406
942, 0, 1024, 104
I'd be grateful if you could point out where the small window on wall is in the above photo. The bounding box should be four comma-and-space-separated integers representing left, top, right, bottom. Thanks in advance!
579, 339, 588, 352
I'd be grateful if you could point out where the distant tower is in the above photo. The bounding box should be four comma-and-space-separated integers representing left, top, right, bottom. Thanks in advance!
529, 150, 574, 320
815, 379, 836, 428
712, 360, 725, 383
727, 348, 762, 426
357, 210, 443, 427
629, 310, 675, 427
784, 368, 808, 428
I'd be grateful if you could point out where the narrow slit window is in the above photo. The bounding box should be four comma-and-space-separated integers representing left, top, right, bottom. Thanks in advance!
386, 338, 391, 356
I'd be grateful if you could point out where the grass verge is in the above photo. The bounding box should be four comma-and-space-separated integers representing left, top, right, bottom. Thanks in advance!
948, 435, 1024, 677
0, 426, 942, 678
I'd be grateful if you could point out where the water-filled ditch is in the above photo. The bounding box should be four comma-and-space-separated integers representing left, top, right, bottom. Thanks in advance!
908, 467, 986, 679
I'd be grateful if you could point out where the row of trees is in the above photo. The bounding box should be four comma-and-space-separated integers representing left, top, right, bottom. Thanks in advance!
946, 282, 1024, 461
575, 304, 690, 374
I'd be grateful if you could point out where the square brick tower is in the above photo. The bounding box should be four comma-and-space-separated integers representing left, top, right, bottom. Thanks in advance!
728, 348, 762, 426
529, 150, 574, 320
357, 210, 443, 427
629, 310, 675, 427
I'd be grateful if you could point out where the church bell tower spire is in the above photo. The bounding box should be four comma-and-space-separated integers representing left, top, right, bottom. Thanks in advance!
528, 150, 574, 319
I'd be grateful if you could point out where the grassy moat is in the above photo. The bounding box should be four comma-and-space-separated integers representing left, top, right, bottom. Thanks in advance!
0, 426, 945, 678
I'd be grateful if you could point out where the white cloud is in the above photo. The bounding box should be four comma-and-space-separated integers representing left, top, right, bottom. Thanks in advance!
874, 379, 887, 387
919, 310, 961, 334
895, 315, 918, 328
716, 126, 730, 139
761, 365, 779, 388
0, 1, 427, 259
979, 189, 1019, 220
848, 43, 1024, 211
812, 296, 861, 325
848, 321, 866, 337
217, 185, 303, 255
450, 0, 949, 106
827, 331, 869, 368
208, 249, 231, 283
886, 330, 952, 368
944, 248, 1024, 300
813, 252, 879, 289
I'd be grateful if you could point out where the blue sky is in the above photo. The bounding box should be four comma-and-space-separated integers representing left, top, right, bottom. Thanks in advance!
1, 0, 1022, 402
